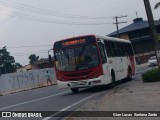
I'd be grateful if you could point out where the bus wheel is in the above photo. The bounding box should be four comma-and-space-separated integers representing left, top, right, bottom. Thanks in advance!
127, 67, 132, 81
110, 71, 115, 88
71, 88, 79, 93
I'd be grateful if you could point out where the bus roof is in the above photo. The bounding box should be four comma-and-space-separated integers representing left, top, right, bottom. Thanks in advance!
54, 34, 131, 44
96, 35, 131, 43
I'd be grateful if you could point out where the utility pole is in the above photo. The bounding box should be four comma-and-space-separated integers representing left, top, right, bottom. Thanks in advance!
113, 15, 127, 38
143, 0, 160, 68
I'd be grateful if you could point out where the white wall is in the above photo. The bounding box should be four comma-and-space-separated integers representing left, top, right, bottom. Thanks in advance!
0, 68, 56, 95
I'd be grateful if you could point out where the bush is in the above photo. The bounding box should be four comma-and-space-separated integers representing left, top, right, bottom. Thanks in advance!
142, 68, 160, 82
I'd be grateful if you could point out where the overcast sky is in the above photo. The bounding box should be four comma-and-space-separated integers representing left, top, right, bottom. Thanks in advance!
0, 0, 159, 66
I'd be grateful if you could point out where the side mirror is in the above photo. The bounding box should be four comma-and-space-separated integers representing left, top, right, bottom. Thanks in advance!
48, 55, 52, 62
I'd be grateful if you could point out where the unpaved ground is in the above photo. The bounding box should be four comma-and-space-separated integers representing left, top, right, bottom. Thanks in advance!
65, 79, 160, 120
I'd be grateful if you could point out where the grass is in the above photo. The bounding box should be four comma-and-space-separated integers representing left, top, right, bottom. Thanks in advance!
142, 68, 160, 82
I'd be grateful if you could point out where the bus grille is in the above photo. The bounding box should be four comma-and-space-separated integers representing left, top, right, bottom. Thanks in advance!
63, 71, 91, 78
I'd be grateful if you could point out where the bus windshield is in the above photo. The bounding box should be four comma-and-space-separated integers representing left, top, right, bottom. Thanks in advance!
54, 45, 100, 71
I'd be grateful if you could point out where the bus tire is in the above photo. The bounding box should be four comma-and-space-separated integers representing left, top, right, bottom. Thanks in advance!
127, 67, 132, 81
110, 71, 115, 88
71, 88, 79, 93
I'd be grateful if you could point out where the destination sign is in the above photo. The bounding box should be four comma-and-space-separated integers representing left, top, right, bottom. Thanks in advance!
62, 39, 86, 46
54, 35, 97, 50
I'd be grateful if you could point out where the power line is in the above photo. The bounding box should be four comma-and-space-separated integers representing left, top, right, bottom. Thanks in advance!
0, 11, 113, 25
11, 51, 47, 57
1, 46, 50, 56
11, 49, 49, 54
10, 49, 49, 56
6, 45, 52, 49
0, 0, 113, 19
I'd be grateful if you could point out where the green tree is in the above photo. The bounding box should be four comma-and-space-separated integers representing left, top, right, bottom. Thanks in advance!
0, 46, 22, 74
14, 63, 22, 68
28, 54, 39, 64
154, 2, 160, 9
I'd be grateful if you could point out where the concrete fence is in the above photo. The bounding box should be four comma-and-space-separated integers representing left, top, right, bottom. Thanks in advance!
0, 68, 56, 95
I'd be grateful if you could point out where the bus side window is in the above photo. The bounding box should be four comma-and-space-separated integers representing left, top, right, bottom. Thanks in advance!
123, 43, 128, 56
117, 42, 123, 57
122, 43, 127, 56
109, 41, 115, 57
104, 40, 110, 57
125, 43, 132, 56
120, 43, 125, 56
113, 42, 120, 57
98, 41, 107, 64
129, 44, 134, 55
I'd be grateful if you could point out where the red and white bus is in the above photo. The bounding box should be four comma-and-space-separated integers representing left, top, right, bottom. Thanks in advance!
52, 35, 136, 93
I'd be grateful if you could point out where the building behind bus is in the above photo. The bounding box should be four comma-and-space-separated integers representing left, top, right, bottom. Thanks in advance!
108, 17, 160, 64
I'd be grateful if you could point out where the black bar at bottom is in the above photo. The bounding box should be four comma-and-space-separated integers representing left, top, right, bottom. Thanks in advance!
0, 111, 160, 117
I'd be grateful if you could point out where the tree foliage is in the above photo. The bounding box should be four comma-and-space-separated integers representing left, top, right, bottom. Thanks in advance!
154, 2, 160, 9
14, 63, 22, 68
28, 54, 39, 64
0, 46, 22, 74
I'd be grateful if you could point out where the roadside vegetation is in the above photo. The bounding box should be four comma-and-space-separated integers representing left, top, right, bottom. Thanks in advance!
0, 46, 22, 74
142, 68, 160, 82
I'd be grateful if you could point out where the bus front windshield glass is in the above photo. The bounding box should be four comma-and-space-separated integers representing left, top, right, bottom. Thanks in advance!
55, 45, 100, 71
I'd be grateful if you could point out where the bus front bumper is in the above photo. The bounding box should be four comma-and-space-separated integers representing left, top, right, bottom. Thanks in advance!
57, 76, 105, 89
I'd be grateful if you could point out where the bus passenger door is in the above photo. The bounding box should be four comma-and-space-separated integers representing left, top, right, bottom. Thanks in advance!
97, 40, 109, 84
98, 40, 107, 64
